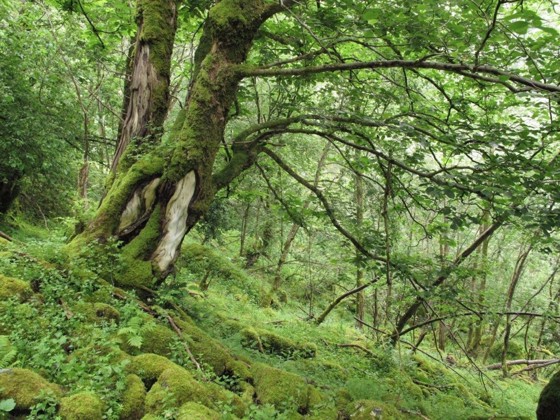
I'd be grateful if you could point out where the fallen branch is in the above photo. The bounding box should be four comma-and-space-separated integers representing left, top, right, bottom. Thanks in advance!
486, 358, 560, 371
166, 315, 203, 372
0, 230, 14, 242
511, 359, 560, 375
338, 343, 374, 355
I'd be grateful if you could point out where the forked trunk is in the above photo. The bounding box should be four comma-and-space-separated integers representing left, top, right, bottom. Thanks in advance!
69, 0, 285, 289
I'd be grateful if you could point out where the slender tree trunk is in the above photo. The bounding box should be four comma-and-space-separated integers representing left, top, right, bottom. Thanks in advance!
501, 245, 532, 376
355, 168, 365, 328
239, 202, 251, 257
268, 145, 330, 299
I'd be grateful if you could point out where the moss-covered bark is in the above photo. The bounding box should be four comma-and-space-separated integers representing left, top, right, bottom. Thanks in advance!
111, 0, 178, 174
71, 0, 289, 289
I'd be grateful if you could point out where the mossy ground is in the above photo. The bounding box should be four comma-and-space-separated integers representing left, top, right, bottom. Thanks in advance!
0, 224, 549, 419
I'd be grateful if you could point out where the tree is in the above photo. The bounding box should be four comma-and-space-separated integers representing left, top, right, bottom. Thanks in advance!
70, 0, 560, 305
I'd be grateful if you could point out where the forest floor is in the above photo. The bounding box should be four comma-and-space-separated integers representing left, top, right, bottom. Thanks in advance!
0, 220, 547, 419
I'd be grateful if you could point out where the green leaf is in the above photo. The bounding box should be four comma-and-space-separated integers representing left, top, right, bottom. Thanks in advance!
0, 398, 16, 412
509, 20, 529, 34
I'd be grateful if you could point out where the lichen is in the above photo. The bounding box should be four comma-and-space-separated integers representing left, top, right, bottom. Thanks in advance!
120, 374, 146, 420
0, 368, 61, 410
0, 275, 32, 302
58, 391, 104, 420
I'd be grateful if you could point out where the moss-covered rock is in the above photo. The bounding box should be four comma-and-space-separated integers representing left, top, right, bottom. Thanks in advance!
537, 370, 560, 420
252, 363, 321, 414
0, 275, 32, 302
126, 353, 177, 383
177, 401, 220, 420
0, 368, 61, 410
346, 399, 405, 419
145, 365, 246, 418
121, 324, 176, 357
174, 318, 248, 379
59, 391, 104, 420
241, 327, 316, 359
120, 374, 146, 420
73, 302, 121, 324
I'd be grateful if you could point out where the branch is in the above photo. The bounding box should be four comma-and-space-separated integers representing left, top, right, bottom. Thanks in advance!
391, 219, 504, 343
263, 147, 387, 265
315, 280, 376, 325
0, 231, 14, 242
486, 358, 560, 371
241, 60, 560, 93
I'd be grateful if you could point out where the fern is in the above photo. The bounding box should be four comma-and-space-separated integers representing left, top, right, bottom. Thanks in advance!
0, 336, 17, 368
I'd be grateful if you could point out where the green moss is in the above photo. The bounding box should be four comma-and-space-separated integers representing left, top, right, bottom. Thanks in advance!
345, 399, 405, 420
59, 391, 104, 420
121, 324, 176, 357
127, 353, 177, 382
140, 324, 176, 357
73, 302, 120, 324
537, 370, 560, 420
119, 205, 162, 288
120, 374, 146, 420
177, 402, 220, 420
174, 318, 239, 377
144, 365, 246, 417
252, 363, 319, 414
241, 327, 316, 359
0, 368, 61, 410
0, 275, 32, 302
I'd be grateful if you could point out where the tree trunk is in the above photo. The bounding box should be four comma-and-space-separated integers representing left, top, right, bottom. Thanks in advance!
110, 0, 179, 174
69, 0, 288, 289
355, 168, 365, 328
0, 179, 20, 215
501, 245, 532, 376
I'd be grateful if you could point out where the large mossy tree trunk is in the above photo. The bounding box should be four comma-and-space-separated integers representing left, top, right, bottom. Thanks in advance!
70, 0, 287, 289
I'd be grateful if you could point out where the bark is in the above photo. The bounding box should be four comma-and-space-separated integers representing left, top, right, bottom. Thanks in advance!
70, 0, 289, 289
110, 0, 179, 174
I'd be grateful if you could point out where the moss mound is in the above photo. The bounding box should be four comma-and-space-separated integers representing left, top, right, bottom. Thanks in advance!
252, 362, 322, 414
58, 391, 104, 420
241, 327, 316, 359
73, 302, 121, 324
177, 401, 220, 420
537, 370, 560, 420
126, 353, 177, 383
0, 368, 61, 410
120, 374, 146, 419
346, 399, 406, 419
0, 275, 32, 302
144, 365, 246, 417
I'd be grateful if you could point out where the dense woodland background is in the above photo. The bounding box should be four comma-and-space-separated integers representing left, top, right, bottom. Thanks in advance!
1, 0, 560, 418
